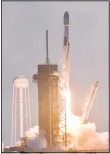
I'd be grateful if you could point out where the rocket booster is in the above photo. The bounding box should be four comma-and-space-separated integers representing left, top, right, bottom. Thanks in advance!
63, 11, 70, 90
63, 11, 69, 60
64, 11, 69, 46
52, 11, 70, 83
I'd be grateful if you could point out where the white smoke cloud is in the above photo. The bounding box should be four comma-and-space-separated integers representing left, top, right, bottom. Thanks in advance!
2, 142, 5, 152
22, 117, 108, 152
25, 125, 39, 138
65, 120, 109, 151
24, 126, 47, 151
2, 142, 5, 148
2, 122, 108, 152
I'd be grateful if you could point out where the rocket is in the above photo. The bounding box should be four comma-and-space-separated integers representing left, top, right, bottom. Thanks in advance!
64, 11, 69, 63
52, 11, 70, 90
64, 11, 69, 46
63, 11, 70, 90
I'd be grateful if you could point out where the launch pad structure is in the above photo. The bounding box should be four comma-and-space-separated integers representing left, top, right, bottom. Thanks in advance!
33, 30, 67, 146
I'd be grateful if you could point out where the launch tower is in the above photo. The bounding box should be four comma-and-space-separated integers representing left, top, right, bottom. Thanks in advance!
33, 30, 59, 146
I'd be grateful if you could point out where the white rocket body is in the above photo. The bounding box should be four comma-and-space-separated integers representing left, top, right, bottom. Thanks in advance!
63, 11, 70, 91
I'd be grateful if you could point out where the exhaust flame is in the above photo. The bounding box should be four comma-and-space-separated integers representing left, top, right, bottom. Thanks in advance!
65, 89, 80, 133
58, 43, 109, 151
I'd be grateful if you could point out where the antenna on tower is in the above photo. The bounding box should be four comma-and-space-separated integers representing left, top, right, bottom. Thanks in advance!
45, 30, 50, 64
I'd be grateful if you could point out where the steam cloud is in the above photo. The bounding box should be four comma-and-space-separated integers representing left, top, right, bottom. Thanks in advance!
24, 127, 47, 150
23, 115, 109, 151
66, 120, 109, 151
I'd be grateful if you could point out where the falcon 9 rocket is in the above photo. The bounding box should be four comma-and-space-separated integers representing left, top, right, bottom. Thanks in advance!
63, 11, 70, 90
64, 11, 69, 46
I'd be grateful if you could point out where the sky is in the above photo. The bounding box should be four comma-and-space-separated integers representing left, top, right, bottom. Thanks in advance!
2, 1, 109, 145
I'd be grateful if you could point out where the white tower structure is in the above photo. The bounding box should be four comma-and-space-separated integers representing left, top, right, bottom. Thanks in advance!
11, 74, 31, 146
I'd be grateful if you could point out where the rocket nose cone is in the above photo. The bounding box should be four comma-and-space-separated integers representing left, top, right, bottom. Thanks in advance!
64, 11, 69, 25
64, 11, 69, 17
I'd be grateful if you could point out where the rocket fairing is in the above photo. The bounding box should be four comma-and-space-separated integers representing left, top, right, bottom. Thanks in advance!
64, 11, 69, 25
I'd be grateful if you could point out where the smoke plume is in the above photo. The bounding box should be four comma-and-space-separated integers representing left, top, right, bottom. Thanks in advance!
23, 115, 108, 152
66, 119, 109, 151
24, 126, 47, 150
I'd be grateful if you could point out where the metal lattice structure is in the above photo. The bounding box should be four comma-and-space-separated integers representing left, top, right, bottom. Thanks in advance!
32, 64, 67, 147
49, 75, 59, 145
57, 76, 67, 146
32, 29, 67, 146
49, 74, 67, 146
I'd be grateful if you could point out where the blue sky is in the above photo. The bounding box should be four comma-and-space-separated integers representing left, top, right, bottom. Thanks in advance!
2, 1, 109, 145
